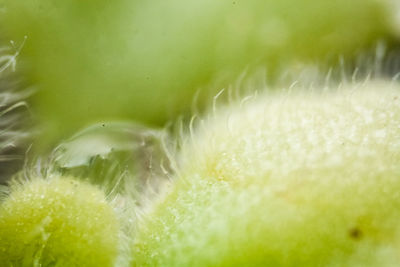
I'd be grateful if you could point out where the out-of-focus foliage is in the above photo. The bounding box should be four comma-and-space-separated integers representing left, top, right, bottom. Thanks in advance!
0, 0, 396, 148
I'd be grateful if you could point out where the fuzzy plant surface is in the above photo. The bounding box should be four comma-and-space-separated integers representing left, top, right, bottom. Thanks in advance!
0, 176, 119, 266
132, 81, 400, 266
0, 0, 397, 148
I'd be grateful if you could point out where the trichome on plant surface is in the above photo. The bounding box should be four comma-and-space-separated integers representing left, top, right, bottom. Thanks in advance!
1, 0, 400, 266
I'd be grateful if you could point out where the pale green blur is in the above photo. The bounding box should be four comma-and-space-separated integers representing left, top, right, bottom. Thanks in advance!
0, 0, 395, 148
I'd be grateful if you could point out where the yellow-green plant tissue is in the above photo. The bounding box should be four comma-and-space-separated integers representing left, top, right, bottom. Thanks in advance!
132, 81, 400, 266
0, 176, 119, 266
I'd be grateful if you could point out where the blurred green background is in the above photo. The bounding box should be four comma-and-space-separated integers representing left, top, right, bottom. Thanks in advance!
0, 0, 398, 149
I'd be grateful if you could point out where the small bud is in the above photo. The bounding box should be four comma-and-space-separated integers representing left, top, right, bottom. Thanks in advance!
0, 176, 119, 266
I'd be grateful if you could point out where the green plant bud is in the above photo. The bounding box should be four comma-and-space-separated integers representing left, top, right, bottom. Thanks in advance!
132, 81, 400, 266
0, 176, 119, 266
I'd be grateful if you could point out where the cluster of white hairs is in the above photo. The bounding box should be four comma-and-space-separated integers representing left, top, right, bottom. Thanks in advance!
170, 42, 399, 152
0, 36, 33, 185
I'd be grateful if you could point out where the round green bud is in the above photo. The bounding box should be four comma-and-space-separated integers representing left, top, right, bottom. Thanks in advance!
0, 176, 119, 266
133, 81, 400, 266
